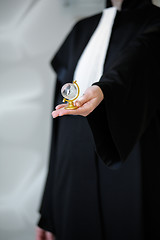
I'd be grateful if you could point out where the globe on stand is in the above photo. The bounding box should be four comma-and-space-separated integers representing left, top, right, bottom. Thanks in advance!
61, 80, 80, 110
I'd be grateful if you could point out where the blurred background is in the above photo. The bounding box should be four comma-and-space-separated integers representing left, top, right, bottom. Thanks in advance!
0, 1, 159, 240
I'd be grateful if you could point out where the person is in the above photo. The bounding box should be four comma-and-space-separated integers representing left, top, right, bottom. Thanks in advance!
36, 0, 160, 239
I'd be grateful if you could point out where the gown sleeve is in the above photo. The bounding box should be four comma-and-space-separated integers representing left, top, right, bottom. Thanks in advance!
87, 18, 160, 169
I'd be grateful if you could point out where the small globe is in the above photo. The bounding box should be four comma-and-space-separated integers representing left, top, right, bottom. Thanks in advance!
61, 83, 78, 100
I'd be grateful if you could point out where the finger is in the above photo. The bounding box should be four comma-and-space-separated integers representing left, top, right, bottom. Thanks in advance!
52, 108, 76, 118
75, 93, 91, 107
36, 227, 45, 240
52, 108, 64, 118
52, 107, 77, 118
52, 105, 80, 118
55, 104, 67, 110
46, 231, 54, 240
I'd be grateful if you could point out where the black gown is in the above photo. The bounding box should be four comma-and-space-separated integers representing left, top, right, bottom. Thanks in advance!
38, 0, 160, 239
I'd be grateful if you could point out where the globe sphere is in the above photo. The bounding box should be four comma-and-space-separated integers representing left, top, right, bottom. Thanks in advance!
61, 83, 78, 100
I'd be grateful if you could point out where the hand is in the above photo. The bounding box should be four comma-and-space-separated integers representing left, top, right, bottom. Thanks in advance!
36, 227, 55, 240
52, 85, 104, 118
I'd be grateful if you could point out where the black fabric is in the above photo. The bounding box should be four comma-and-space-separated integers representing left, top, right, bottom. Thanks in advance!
106, 0, 151, 9
90, 17, 160, 163
38, 2, 160, 240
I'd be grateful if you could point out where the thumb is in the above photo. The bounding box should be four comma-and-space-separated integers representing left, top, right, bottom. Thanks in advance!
75, 93, 90, 107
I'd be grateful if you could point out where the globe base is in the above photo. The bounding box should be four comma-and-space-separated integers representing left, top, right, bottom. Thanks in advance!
64, 100, 78, 110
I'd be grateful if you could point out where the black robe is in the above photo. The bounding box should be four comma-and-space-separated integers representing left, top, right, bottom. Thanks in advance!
38, 1, 160, 239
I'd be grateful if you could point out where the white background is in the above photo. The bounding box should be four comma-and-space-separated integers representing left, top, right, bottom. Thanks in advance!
0, 1, 159, 240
